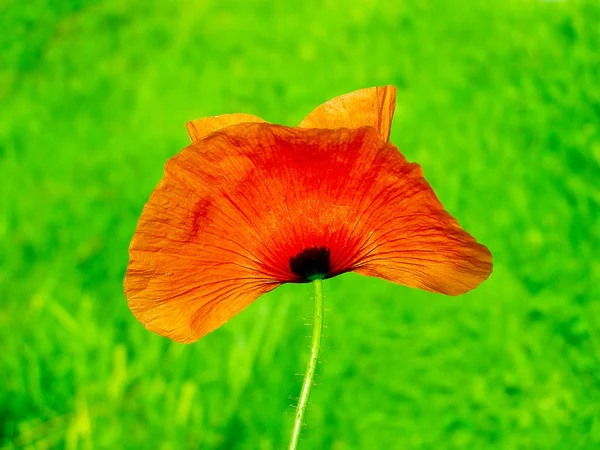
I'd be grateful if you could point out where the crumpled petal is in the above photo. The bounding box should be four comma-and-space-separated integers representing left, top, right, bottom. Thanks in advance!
125, 123, 491, 343
298, 86, 396, 141
347, 158, 493, 295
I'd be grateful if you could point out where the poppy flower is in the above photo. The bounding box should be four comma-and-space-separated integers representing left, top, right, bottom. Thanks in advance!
124, 86, 492, 344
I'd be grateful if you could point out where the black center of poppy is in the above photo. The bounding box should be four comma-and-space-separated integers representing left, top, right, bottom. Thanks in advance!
289, 246, 331, 281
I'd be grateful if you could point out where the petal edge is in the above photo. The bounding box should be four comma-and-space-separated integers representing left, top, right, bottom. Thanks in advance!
185, 113, 267, 143
298, 86, 397, 141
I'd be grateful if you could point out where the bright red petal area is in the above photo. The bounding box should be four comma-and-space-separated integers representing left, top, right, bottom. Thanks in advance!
125, 124, 491, 343
298, 86, 396, 141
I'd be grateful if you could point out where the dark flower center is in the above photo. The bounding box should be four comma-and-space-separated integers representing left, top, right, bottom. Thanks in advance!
289, 246, 331, 281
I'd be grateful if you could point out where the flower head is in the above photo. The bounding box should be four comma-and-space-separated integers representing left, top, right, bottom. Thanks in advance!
124, 86, 492, 343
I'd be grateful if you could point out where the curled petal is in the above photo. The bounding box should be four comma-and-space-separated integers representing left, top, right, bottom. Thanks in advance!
185, 113, 266, 143
125, 123, 491, 342
298, 86, 397, 141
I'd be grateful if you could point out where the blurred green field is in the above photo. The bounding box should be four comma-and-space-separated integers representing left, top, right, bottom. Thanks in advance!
1, 0, 599, 448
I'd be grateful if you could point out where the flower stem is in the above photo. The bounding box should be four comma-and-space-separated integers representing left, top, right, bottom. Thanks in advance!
288, 278, 324, 450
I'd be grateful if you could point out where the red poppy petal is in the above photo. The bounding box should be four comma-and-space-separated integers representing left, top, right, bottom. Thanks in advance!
344, 145, 492, 295
185, 113, 266, 143
125, 123, 490, 342
124, 189, 278, 343
298, 86, 396, 141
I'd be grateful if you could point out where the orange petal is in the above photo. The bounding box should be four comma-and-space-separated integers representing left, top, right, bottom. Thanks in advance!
124, 176, 278, 342
125, 123, 491, 343
298, 86, 397, 141
185, 113, 266, 143
347, 144, 492, 295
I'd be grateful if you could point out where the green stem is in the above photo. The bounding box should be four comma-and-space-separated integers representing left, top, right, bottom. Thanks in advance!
288, 279, 324, 450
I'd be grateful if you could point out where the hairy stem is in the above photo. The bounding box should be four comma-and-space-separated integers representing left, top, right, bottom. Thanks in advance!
288, 279, 324, 450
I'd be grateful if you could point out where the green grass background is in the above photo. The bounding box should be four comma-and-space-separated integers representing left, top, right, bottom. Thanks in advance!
1, 0, 599, 448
